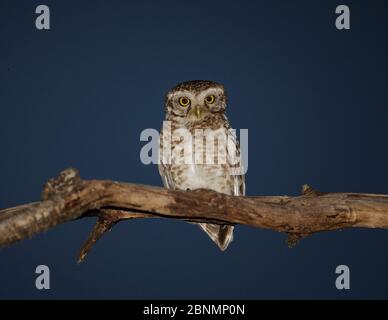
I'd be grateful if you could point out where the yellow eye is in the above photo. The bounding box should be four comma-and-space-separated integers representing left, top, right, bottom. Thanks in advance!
179, 97, 191, 107
205, 95, 215, 104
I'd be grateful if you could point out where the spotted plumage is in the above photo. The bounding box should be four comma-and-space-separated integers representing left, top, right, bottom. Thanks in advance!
159, 80, 245, 250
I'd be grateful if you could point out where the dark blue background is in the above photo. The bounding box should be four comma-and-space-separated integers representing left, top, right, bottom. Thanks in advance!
0, 0, 387, 299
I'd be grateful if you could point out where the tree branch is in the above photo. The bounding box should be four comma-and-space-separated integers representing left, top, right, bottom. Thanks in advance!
1, 168, 388, 262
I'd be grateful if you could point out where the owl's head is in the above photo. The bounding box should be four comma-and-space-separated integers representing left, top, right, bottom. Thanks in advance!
165, 80, 227, 122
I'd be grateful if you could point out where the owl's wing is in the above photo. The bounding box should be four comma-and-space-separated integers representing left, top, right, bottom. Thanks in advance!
226, 129, 246, 197
158, 162, 174, 189
158, 128, 175, 190
158, 125, 175, 190
233, 173, 246, 197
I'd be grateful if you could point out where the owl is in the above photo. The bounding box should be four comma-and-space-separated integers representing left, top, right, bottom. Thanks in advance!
159, 80, 245, 250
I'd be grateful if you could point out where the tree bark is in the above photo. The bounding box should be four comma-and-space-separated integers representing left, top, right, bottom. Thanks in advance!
1, 168, 388, 262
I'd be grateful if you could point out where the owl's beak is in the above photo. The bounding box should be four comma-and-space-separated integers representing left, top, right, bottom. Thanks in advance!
194, 106, 202, 119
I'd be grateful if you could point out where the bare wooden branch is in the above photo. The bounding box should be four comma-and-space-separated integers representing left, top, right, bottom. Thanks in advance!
1, 168, 388, 262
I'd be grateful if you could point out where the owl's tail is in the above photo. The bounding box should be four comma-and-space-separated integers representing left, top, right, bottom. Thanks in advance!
197, 223, 234, 251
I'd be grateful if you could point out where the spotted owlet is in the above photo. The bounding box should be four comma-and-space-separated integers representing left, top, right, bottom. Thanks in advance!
159, 80, 245, 250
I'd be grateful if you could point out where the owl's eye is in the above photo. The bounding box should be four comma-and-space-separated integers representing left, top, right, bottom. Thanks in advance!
179, 97, 191, 107
205, 95, 215, 104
